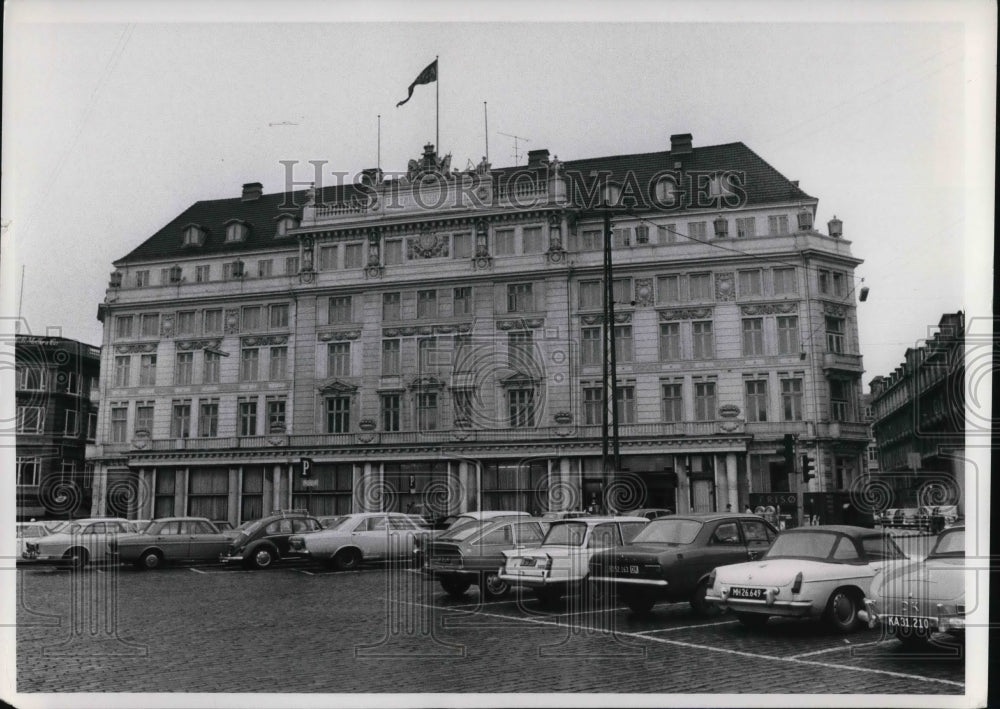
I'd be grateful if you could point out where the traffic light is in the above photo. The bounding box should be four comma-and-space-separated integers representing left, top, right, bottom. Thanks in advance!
802, 454, 816, 483
300, 458, 314, 478
782, 434, 796, 476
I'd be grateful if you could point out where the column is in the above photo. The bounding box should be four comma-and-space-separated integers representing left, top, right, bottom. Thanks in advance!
271, 464, 283, 512
676, 455, 690, 514
227, 467, 239, 525
140, 469, 155, 519
262, 468, 273, 516
175, 467, 188, 516
726, 453, 739, 512
458, 461, 470, 513
91, 464, 107, 516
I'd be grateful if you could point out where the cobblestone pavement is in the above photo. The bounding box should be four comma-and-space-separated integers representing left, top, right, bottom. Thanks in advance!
12, 559, 966, 696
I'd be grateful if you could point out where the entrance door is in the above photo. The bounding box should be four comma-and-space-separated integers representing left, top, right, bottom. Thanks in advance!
691, 479, 714, 512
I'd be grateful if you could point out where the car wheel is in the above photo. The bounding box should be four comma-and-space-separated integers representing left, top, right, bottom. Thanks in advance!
481, 572, 510, 599
825, 589, 861, 633
623, 592, 656, 615
690, 579, 721, 617
440, 578, 472, 598
138, 550, 163, 570
250, 547, 277, 570
735, 611, 769, 628
64, 547, 89, 571
333, 548, 362, 571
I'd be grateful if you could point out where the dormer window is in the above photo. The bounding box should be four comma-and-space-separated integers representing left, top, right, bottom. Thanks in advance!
182, 224, 206, 247
225, 220, 249, 243
275, 215, 299, 238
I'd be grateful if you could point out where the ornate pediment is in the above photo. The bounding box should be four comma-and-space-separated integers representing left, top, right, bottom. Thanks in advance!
499, 371, 540, 388
408, 375, 445, 390
657, 307, 713, 321
317, 378, 359, 395
241, 335, 288, 347
822, 302, 849, 317
318, 329, 361, 342
740, 302, 799, 316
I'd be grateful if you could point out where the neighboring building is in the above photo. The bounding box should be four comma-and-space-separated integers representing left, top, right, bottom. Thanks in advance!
15, 334, 101, 520
861, 393, 880, 480
88, 134, 868, 525
868, 312, 965, 511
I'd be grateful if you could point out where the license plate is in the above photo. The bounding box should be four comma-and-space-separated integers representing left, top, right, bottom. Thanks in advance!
730, 586, 766, 599
520, 558, 536, 567
611, 564, 639, 575
884, 615, 932, 630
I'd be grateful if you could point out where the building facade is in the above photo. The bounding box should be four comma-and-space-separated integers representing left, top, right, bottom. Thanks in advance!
15, 334, 101, 520
868, 312, 965, 511
88, 134, 868, 525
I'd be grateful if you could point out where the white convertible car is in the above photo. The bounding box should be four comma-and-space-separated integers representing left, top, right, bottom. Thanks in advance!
705, 525, 908, 632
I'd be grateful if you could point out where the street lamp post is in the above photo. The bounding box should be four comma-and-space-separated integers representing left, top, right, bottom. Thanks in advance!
600, 182, 623, 511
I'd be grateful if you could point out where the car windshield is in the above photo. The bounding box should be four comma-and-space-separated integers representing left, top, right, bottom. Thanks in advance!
439, 521, 490, 542
765, 531, 838, 560
630, 519, 702, 545
323, 516, 355, 531
58, 522, 83, 535
929, 529, 965, 557
446, 515, 477, 530
542, 521, 587, 546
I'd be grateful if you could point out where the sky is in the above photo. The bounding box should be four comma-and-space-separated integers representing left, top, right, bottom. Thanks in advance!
2, 1, 995, 385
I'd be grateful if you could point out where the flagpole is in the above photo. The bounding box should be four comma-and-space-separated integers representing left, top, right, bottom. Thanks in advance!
435, 55, 439, 152
484, 101, 489, 163
377, 114, 381, 173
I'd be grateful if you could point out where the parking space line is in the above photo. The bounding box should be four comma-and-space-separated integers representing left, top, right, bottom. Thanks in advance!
552, 606, 629, 618
636, 620, 738, 634
299, 569, 315, 576
442, 599, 522, 609
188, 568, 208, 574
406, 601, 963, 688
787, 641, 880, 659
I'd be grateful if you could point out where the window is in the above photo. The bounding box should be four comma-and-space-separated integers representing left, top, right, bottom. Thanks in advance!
257, 259, 273, 278
689, 273, 713, 301
613, 227, 632, 248
418, 337, 438, 370
580, 229, 602, 251
16, 457, 41, 486
384, 239, 403, 265
773, 268, 797, 295
615, 385, 636, 424
417, 290, 437, 319
139, 354, 157, 386
203, 351, 221, 384
223, 261, 245, 281
110, 405, 127, 442
344, 243, 363, 269
453, 388, 474, 422
242, 306, 263, 331
826, 317, 845, 353
613, 278, 632, 305
453, 287, 472, 316
141, 313, 160, 338
508, 389, 534, 428
116, 315, 134, 339
16, 365, 44, 390
453, 233, 472, 259
64, 408, 78, 435
507, 331, 533, 368
692, 321, 714, 359
114, 355, 131, 387
328, 296, 352, 324
183, 225, 204, 247
581, 327, 601, 366
195, 265, 211, 283
579, 281, 602, 309
226, 222, 247, 243
694, 381, 716, 421
285, 256, 299, 275
830, 380, 850, 422
614, 325, 633, 362
416, 393, 438, 430
267, 398, 286, 433
522, 227, 543, 253
318, 245, 337, 270
583, 385, 602, 425
662, 382, 683, 422
659, 322, 681, 360
176, 311, 195, 336
135, 402, 154, 435
507, 283, 534, 312
269, 304, 289, 329
745, 380, 768, 422
135, 270, 150, 287
738, 270, 762, 297
171, 400, 191, 438
170, 352, 192, 385
203, 309, 223, 335
382, 292, 401, 321
276, 216, 298, 237
777, 316, 799, 355
781, 377, 803, 421
742, 318, 764, 356
688, 222, 707, 239
657, 224, 677, 244
635, 226, 650, 244
832, 536, 860, 561
833, 272, 845, 296
239, 399, 258, 436
381, 394, 401, 431
269, 346, 287, 380
382, 339, 400, 375
327, 343, 351, 377
736, 217, 756, 238
240, 348, 260, 382
712, 522, 741, 545
818, 270, 831, 294
199, 401, 219, 438
494, 229, 515, 255
87, 412, 97, 440
768, 215, 789, 235
657, 275, 680, 304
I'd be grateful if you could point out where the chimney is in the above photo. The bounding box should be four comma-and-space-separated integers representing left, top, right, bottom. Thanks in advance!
527, 149, 550, 168
670, 133, 693, 155
242, 182, 263, 201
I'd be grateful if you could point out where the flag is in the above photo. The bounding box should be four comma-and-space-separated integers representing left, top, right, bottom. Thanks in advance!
396, 59, 438, 107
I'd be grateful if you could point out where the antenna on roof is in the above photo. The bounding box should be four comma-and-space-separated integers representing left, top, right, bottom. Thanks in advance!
498, 131, 530, 165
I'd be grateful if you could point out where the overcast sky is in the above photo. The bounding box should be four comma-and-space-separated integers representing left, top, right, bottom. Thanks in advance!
2, 1, 995, 384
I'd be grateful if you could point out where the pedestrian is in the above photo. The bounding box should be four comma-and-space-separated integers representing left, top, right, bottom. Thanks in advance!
744, 505, 752, 514
725, 504, 732, 512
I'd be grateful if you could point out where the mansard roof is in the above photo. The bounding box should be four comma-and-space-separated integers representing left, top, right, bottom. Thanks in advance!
116, 140, 813, 265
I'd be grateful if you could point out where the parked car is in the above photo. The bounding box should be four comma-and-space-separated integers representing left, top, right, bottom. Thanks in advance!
288, 512, 432, 570
213, 520, 235, 532
124, 520, 152, 533
539, 510, 591, 522
424, 517, 548, 598
500, 516, 648, 605
414, 511, 529, 563
16, 521, 56, 556
621, 508, 674, 521
223, 519, 258, 539
108, 517, 231, 570
865, 525, 966, 646
220, 512, 325, 569
20, 518, 132, 569
705, 525, 908, 632
317, 515, 347, 529
589, 513, 779, 615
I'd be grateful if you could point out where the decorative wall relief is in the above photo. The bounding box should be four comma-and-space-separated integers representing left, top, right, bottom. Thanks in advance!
160, 314, 175, 338
176, 338, 223, 351
634, 278, 654, 307
224, 309, 240, 334
657, 307, 713, 321
242, 335, 289, 347
715, 272, 736, 302
115, 342, 158, 354
407, 228, 449, 259
317, 330, 362, 342
740, 302, 799, 316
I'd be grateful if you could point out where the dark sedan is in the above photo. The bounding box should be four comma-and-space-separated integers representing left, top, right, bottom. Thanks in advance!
219, 513, 325, 569
588, 513, 778, 615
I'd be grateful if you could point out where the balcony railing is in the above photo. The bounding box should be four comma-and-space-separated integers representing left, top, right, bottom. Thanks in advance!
823, 352, 864, 372
818, 421, 870, 440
